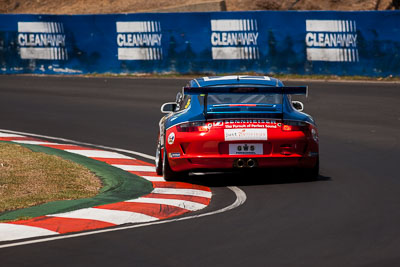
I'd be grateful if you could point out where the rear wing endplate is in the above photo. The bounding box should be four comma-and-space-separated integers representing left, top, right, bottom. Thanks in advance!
183, 86, 308, 96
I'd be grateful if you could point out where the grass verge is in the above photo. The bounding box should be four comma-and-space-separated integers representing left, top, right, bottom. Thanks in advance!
0, 142, 101, 213
0, 142, 153, 221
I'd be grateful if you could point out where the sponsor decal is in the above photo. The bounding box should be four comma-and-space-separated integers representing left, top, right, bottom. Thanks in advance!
224, 119, 278, 129
184, 98, 191, 109
213, 120, 224, 127
229, 143, 263, 155
17, 22, 68, 60
116, 21, 162, 60
167, 132, 175, 145
224, 128, 267, 141
210, 19, 259, 60
305, 20, 359, 62
169, 152, 181, 158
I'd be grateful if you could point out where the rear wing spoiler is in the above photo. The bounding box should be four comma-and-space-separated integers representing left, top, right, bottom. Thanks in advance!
183, 86, 308, 96
184, 86, 308, 119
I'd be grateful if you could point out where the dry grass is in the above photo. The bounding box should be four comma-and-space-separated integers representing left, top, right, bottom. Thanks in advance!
0, 142, 101, 213
0, 0, 397, 14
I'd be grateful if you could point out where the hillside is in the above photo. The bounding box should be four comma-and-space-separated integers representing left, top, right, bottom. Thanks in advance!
0, 0, 398, 14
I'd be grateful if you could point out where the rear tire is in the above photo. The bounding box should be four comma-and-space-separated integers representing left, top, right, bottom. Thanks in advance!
163, 149, 184, 181
155, 134, 162, 175
302, 157, 319, 180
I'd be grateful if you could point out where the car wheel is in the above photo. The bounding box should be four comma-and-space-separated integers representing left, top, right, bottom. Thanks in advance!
163, 148, 184, 181
155, 134, 162, 175
302, 157, 319, 180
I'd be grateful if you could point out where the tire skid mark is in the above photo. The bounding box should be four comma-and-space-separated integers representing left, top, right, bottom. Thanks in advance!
0, 132, 212, 242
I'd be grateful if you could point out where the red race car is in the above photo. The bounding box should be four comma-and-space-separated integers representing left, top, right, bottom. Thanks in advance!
155, 76, 319, 180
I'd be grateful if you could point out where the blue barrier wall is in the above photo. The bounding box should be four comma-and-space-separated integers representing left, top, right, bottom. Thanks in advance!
0, 11, 399, 76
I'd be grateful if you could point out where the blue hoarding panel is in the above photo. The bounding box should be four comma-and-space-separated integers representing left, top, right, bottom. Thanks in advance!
0, 11, 399, 76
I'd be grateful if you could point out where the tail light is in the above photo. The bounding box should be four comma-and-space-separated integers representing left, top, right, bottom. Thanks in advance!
282, 121, 309, 132
282, 125, 293, 131
176, 122, 210, 132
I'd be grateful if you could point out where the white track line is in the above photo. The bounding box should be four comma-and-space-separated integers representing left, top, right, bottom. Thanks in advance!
0, 132, 24, 137
64, 150, 134, 159
49, 208, 158, 225
0, 224, 58, 241
113, 164, 155, 172
152, 188, 212, 198
126, 197, 206, 211
0, 129, 155, 160
142, 176, 165, 182
0, 129, 247, 249
13, 140, 61, 145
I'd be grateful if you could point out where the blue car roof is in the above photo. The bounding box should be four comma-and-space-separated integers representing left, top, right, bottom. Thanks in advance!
189, 75, 283, 87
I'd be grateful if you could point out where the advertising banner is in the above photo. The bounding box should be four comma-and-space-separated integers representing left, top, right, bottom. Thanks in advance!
0, 11, 399, 76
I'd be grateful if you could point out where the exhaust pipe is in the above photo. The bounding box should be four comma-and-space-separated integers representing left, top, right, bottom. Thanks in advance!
236, 159, 245, 168
234, 158, 258, 168
247, 159, 256, 168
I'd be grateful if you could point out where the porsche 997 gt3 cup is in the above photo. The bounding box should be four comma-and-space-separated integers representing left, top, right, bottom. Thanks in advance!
155, 76, 319, 180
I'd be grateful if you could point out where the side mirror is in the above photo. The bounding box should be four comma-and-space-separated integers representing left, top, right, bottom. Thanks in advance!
161, 102, 177, 113
292, 101, 304, 112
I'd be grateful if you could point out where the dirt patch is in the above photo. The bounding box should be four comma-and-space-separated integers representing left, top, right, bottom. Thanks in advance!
241, 0, 396, 11
0, 0, 398, 14
0, 142, 101, 213
0, 0, 222, 14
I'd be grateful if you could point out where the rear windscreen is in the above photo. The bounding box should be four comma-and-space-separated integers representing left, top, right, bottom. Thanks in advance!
207, 93, 282, 105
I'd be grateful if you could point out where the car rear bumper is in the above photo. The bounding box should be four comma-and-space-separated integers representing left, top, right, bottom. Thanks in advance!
168, 154, 318, 172
164, 120, 319, 172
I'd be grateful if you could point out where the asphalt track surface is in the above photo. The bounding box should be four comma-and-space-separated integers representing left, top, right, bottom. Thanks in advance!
0, 76, 399, 266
